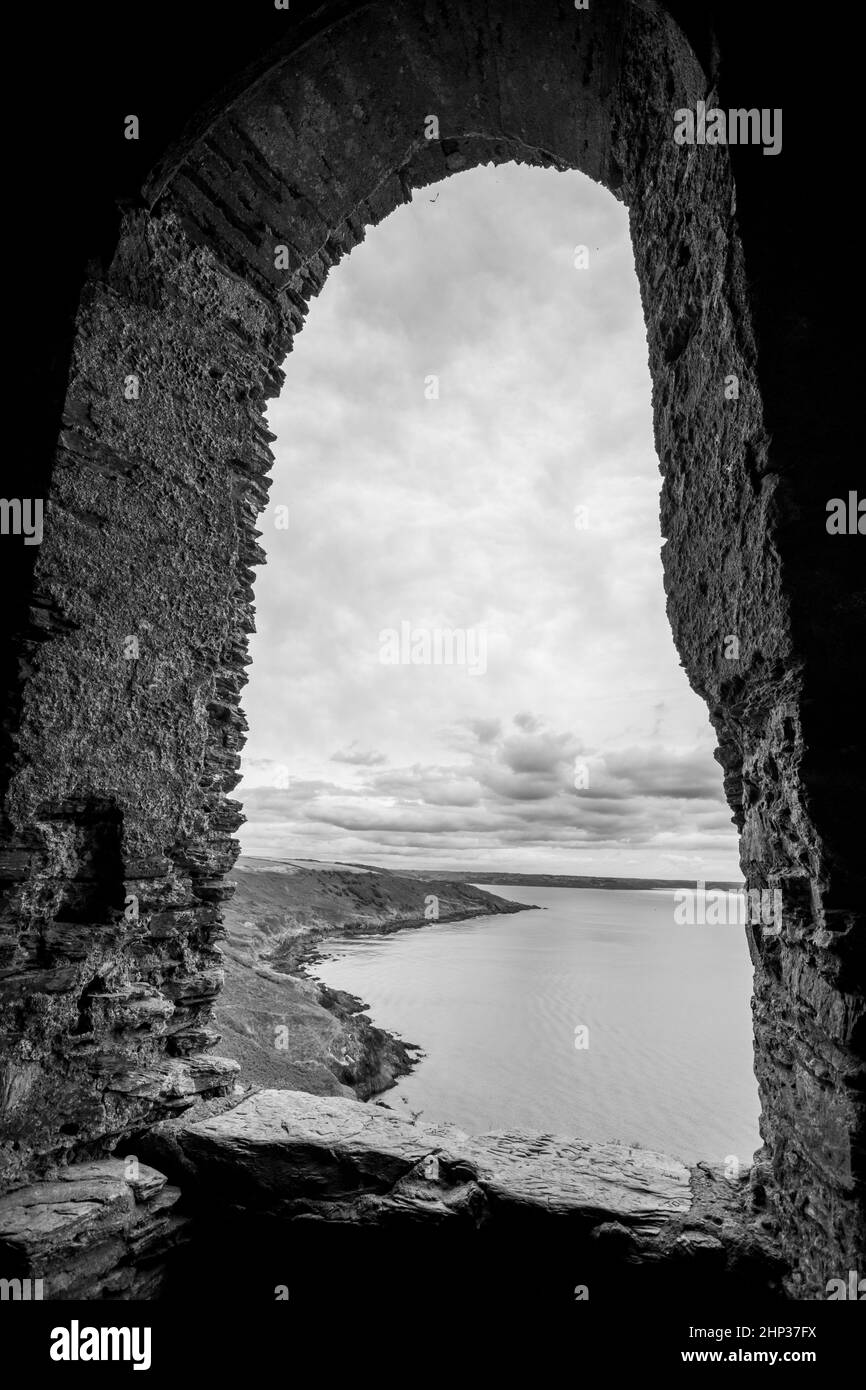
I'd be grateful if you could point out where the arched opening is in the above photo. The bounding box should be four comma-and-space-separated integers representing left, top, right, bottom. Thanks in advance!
234, 158, 760, 1168
1, 0, 860, 1301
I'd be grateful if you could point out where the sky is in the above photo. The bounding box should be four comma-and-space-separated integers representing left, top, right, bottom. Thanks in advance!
236, 162, 741, 881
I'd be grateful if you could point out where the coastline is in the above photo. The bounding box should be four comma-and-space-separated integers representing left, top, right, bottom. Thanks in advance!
214, 858, 533, 1102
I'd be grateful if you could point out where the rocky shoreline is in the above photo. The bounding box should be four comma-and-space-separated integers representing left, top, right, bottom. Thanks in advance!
213, 857, 533, 1103
300, 979, 421, 1099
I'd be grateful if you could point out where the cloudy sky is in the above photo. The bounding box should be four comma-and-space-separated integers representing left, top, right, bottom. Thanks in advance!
236, 162, 740, 880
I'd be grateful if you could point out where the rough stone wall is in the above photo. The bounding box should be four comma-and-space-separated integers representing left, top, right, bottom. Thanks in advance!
0, 211, 281, 1178
613, 7, 865, 1293
1, 0, 862, 1295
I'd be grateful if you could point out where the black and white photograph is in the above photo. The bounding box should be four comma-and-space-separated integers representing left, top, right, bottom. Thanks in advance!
2, 0, 863, 1369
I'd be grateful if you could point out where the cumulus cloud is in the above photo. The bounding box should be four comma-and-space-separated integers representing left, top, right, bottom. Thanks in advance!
330, 743, 388, 767
240, 718, 734, 876
513, 712, 543, 733
465, 716, 502, 745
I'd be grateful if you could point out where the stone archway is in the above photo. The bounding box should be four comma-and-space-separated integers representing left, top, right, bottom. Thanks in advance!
1, 0, 861, 1298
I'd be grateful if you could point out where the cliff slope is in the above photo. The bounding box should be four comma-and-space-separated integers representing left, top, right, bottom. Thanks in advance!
214, 857, 530, 1100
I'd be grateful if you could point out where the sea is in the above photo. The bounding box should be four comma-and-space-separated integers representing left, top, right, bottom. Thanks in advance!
311, 884, 762, 1166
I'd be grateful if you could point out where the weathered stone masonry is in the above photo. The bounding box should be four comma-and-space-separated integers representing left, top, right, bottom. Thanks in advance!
1, 0, 862, 1297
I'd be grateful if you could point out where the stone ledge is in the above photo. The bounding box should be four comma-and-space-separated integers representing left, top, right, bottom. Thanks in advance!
166, 1089, 691, 1231
0, 1158, 187, 1299
0, 1092, 790, 1300
137, 1089, 787, 1294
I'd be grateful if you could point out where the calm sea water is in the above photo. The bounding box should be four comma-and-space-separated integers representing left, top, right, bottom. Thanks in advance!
311, 885, 762, 1166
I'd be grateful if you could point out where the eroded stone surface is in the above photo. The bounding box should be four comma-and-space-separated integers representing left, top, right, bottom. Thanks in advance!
174, 1089, 692, 1228
135, 1089, 785, 1297
0, 1158, 187, 1299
